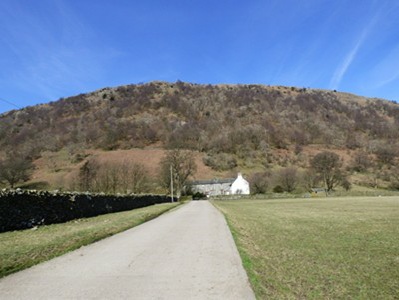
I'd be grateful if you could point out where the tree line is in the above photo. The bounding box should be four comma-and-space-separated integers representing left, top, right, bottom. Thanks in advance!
1, 81, 398, 161
250, 151, 352, 194
74, 149, 197, 196
4, 148, 398, 196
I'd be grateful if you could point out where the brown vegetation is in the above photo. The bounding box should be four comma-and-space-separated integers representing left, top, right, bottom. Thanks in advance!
0, 81, 398, 192
0, 154, 33, 188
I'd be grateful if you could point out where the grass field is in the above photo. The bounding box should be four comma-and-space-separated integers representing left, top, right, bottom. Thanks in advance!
213, 197, 399, 299
0, 202, 179, 278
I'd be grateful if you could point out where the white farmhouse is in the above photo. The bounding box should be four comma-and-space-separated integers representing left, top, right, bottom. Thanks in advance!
230, 173, 250, 195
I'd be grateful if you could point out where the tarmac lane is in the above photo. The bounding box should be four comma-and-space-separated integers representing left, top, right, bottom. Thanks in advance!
0, 201, 255, 299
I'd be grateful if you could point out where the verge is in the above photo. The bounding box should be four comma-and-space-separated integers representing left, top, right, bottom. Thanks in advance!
0, 202, 181, 278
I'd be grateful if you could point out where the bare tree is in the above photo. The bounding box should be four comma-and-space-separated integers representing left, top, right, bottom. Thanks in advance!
104, 165, 119, 194
310, 151, 343, 192
0, 156, 34, 188
301, 169, 320, 192
160, 149, 197, 198
128, 163, 150, 193
277, 167, 298, 192
374, 146, 396, 166
119, 161, 149, 194
78, 159, 99, 191
351, 150, 372, 172
250, 172, 270, 194
389, 167, 399, 190
78, 158, 149, 194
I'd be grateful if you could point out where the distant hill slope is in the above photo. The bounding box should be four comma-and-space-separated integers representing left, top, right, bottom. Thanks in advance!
2, 81, 399, 191
1, 81, 398, 158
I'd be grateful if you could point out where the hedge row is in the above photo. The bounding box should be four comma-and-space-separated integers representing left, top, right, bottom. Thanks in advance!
0, 189, 176, 233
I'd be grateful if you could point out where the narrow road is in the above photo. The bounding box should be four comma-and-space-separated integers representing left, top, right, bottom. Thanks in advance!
0, 201, 255, 299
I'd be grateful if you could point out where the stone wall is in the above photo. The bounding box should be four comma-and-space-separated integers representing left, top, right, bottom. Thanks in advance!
0, 189, 175, 233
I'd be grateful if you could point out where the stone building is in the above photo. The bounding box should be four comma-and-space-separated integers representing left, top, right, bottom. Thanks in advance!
190, 178, 235, 196
189, 173, 250, 196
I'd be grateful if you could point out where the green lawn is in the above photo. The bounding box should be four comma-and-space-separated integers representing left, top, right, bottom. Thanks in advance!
213, 197, 399, 299
0, 202, 180, 278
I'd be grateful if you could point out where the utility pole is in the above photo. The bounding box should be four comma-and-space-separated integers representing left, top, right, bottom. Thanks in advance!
170, 165, 174, 202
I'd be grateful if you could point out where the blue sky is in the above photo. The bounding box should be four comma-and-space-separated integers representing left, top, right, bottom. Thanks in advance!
1, 0, 399, 114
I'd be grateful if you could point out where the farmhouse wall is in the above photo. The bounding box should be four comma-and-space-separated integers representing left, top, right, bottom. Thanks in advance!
191, 182, 232, 196
231, 173, 250, 195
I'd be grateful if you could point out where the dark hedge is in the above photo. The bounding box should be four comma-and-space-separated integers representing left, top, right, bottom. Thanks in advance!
0, 189, 176, 233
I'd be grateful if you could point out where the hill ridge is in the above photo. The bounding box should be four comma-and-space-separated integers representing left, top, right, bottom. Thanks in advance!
1, 81, 398, 191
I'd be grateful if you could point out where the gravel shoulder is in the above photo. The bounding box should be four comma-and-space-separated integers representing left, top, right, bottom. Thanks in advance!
0, 201, 255, 299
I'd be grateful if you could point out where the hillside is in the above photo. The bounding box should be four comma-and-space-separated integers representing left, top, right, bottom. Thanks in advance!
1, 81, 398, 191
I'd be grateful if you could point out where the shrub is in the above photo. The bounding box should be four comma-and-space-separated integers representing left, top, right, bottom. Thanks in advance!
250, 172, 270, 194
192, 192, 207, 200
351, 150, 371, 172
273, 185, 284, 193
203, 153, 237, 171
341, 178, 352, 191
276, 167, 298, 192
374, 146, 397, 166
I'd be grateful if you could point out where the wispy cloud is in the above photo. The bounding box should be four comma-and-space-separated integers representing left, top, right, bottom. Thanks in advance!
330, 28, 371, 90
329, 10, 381, 90
329, 37, 364, 90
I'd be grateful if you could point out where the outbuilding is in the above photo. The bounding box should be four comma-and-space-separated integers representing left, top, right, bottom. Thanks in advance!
189, 178, 235, 196
189, 173, 250, 196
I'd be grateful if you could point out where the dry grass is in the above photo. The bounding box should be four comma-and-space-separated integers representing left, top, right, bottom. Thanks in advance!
87, 148, 229, 179
214, 197, 399, 299
0, 202, 179, 278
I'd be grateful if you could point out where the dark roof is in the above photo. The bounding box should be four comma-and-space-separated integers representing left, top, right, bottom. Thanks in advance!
189, 178, 235, 185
